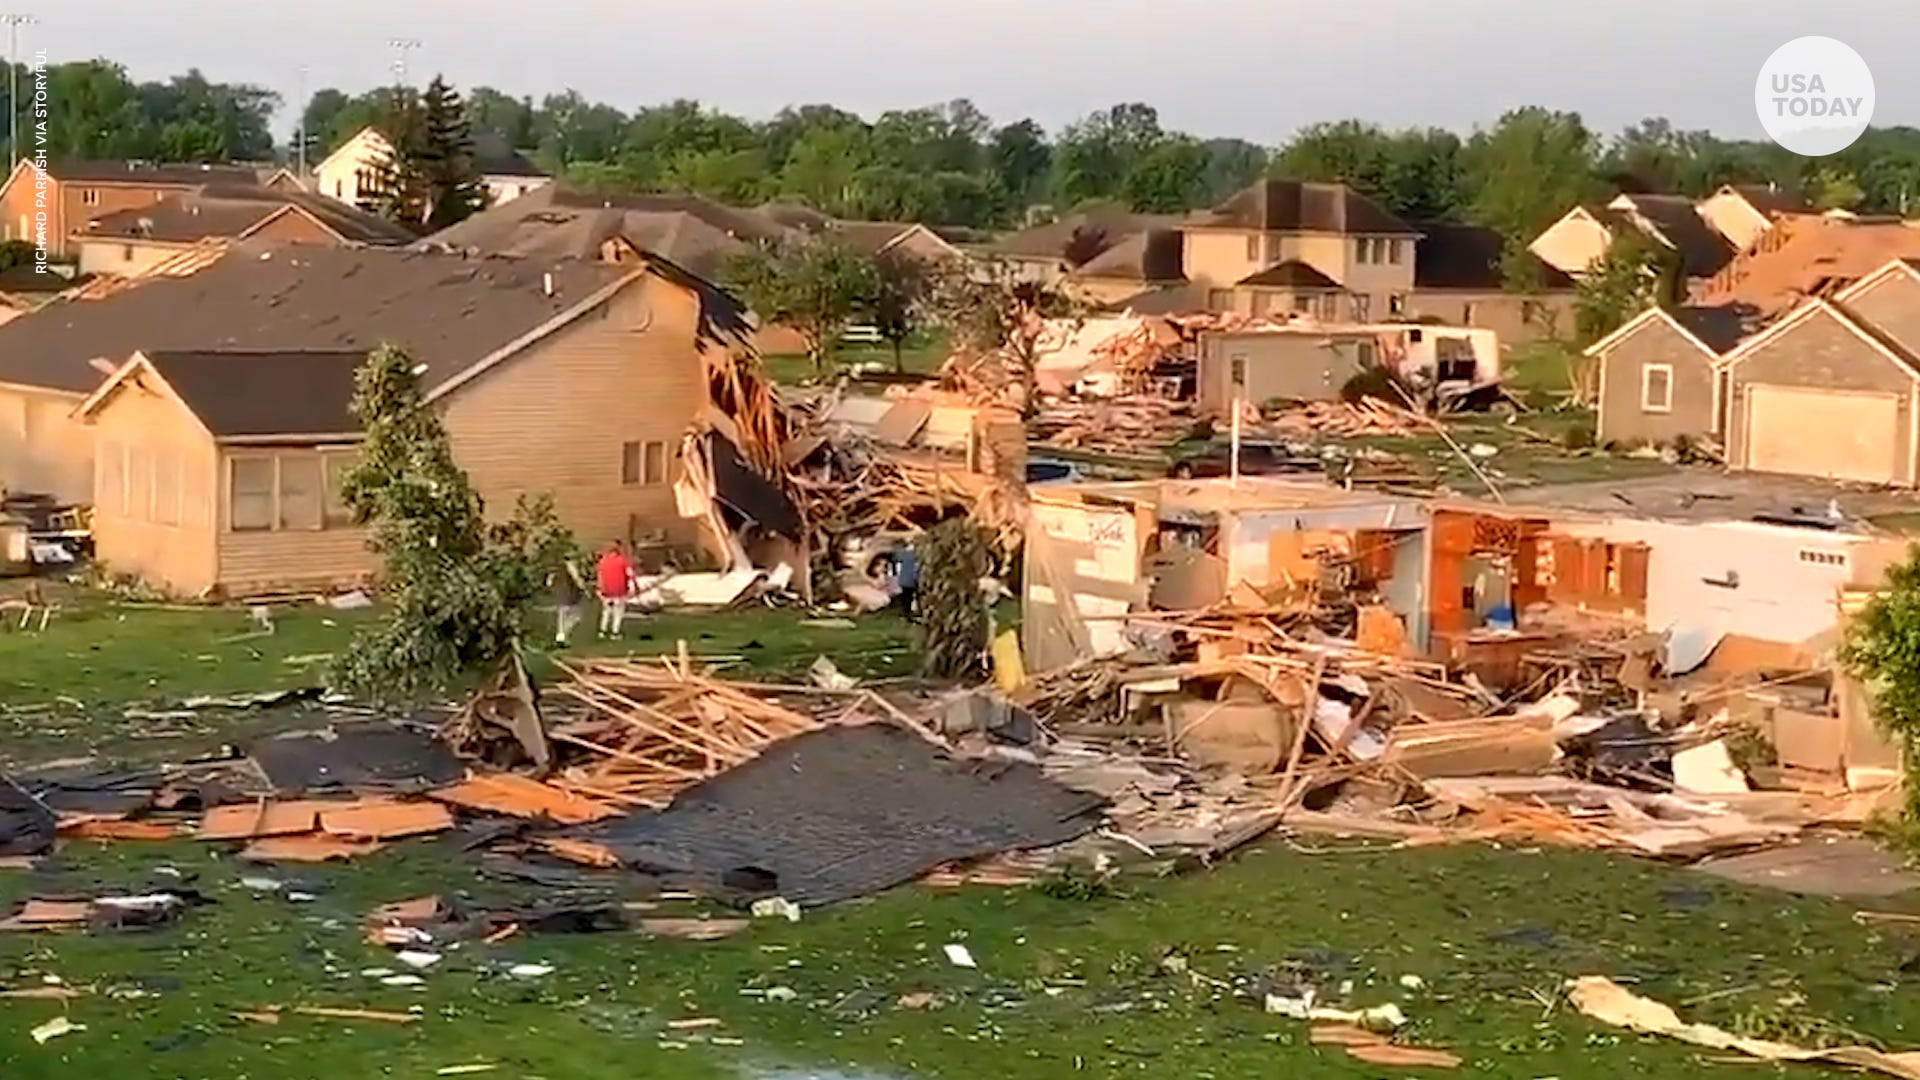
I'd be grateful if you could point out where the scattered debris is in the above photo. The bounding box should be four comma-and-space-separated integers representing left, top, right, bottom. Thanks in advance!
30, 1016, 83, 1044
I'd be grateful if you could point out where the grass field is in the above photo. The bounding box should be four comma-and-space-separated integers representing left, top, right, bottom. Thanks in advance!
0, 565, 1912, 1075
5, 825, 1918, 1079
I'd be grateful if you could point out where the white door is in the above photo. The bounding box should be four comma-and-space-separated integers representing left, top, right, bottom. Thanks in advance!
1746, 385, 1901, 484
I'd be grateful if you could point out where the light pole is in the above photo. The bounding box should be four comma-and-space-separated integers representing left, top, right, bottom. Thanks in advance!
294, 65, 308, 178
2, 14, 34, 169
385, 37, 420, 87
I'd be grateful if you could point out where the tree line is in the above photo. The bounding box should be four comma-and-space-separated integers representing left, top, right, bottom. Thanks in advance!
12, 58, 1920, 247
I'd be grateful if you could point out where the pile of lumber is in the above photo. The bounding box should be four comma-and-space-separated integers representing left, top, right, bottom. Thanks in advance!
786, 430, 1022, 556
546, 657, 823, 807
1268, 399, 1424, 438
1033, 397, 1204, 454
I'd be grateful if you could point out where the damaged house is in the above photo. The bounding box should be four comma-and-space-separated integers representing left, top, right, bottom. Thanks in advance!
0, 243, 750, 596
1196, 323, 1500, 412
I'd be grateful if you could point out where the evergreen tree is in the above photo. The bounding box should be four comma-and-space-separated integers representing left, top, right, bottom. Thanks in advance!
358, 78, 487, 234
420, 76, 489, 228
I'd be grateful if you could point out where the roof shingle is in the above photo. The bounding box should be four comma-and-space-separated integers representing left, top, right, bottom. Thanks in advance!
1191, 179, 1418, 236
141, 349, 368, 438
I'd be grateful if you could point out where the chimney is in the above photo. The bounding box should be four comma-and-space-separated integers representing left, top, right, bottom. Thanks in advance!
542, 271, 554, 298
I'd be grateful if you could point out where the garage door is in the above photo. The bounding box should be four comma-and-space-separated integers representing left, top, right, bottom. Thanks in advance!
1746, 385, 1901, 484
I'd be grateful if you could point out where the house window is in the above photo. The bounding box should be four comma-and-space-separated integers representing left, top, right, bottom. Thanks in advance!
1229, 354, 1248, 388
1206, 288, 1234, 311
80, 188, 100, 206
121, 245, 135, 262
1358, 341, 1378, 366
1244, 235, 1261, 262
1250, 291, 1273, 316
1436, 337, 1477, 382
1461, 302, 1477, 325
323, 452, 358, 527
1316, 293, 1340, 320
643, 441, 668, 485
1388, 293, 1406, 317
1351, 294, 1372, 322
333, 179, 344, 198
1640, 363, 1674, 413
1798, 549, 1848, 568
621, 441, 642, 485
1387, 239, 1405, 265
278, 454, 323, 530
1265, 234, 1284, 262
229, 457, 275, 531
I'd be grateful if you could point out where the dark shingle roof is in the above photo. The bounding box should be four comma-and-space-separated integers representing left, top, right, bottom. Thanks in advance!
472, 138, 548, 179
1669, 305, 1747, 354
0, 244, 637, 395
1072, 229, 1186, 282
1237, 260, 1340, 289
77, 186, 416, 246
1412, 221, 1575, 291
1614, 194, 1736, 278
1729, 184, 1810, 216
142, 349, 368, 438
1109, 282, 1211, 315
1192, 180, 1418, 236
423, 186, 792, 278
46, 160, 262, 186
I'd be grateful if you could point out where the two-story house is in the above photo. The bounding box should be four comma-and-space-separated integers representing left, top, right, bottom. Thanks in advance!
315, 126, 552, 212
0, 160, 266, 258
1179, 179, 1423, 322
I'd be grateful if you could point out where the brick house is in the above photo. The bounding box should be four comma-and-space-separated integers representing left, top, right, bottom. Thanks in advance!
0, 160, 264, 257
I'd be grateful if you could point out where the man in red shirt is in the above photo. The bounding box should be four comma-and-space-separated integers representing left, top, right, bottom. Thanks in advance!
595, 542, 634, 638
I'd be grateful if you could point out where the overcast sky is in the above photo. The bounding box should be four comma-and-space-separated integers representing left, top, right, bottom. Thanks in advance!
32, 0, 1920, 144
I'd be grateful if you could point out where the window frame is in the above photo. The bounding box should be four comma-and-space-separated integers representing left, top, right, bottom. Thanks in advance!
227, 455, 277, 533
1640, 363, 1675, 414
1229, 353, 1248, 388
620, 440, 643, 486
1244, 234, 1261, 262
642, 440, 668, 485
276, 452, 325, 532
80, 188, 100, 207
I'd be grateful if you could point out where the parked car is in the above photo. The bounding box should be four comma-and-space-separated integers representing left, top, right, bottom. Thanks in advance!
1167, 441, 1319, 479
1025, 458, 1082, 484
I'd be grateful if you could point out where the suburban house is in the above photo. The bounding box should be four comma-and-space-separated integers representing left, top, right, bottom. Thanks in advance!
1721, 259, 1920, 486
313, 126, 553, 210
1196, 323, 1499, 412
1587, 305, 1745, 447
68, 185, 415, 277
0, 159, 266, 256
1178, 179, 1422, 323
1590, 217, 1920, 448
1529, 189, 1786, 280
0, 242, 751, 596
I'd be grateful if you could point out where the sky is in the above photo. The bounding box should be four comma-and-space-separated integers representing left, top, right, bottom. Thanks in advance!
29, 0, 1920, 145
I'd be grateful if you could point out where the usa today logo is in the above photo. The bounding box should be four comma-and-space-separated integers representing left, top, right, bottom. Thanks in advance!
1755, 36, 1874, 156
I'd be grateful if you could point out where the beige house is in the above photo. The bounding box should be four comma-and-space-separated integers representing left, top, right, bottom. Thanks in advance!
1402, 222, 1576, 343
1722, 260, 1920, 486
0, 244, 750, 594
1588, 306, 1743, 447
1179, 179, 1421, 323
1532, 188, 1804, 281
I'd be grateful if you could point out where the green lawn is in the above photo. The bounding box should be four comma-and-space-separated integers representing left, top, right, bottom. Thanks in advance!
3, 602, 1917, 1078
763, 332, 951, 386
4, 835, 1917, 1078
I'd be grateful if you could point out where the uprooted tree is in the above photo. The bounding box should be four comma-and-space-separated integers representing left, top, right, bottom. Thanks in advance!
332, 344, 575, 702
930, 259, 1081, 417
1840, 546, 1920, 825
913, 519, 995, 680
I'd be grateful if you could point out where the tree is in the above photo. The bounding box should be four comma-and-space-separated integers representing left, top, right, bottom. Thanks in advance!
868, 249, 934, 371
1123, 136, 1210, 212
360, 78, 488, 233
1810, 166, 1866, 211
1571, 234, 1682, 401
1841, 548, 1920, 823
988, 119, 1052, 218
1463, 108, 1606, 252
930, 259, 1081, 416
724, 237, 878, 374
332, 345, 573, 702
417, 76, 488, 227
